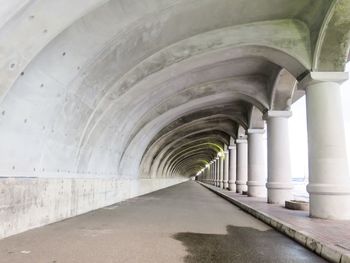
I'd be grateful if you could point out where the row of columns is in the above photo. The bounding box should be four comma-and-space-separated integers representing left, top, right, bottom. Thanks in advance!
198, 111, 299, 205
197, 72, 350, 220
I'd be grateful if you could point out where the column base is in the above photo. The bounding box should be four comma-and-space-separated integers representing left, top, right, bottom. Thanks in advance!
228, 181, 236, 192
247, 181, 266, 197
219, 182, 224, 189
223, 181, 229, 189
266, 182, 293, 204
236, 180, 247, 194
267, 189, 292, 204
308, 183, 350, 219
309, 194, 350, 220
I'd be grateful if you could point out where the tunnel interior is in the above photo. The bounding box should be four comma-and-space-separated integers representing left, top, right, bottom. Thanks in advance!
1, 0, 350, 238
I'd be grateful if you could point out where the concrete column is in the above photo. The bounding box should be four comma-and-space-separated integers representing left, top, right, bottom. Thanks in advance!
236, 138, 248, 193
211, 161, 215, 186
207, 167, 209, 183
206, 165, 209, 184
215, 157, 220, 187
219, 154, 224, 189
205, 166, 208, 183
302, 72, 350, 219
213, 160, 216, 186
246, 129, 266, 197
223, 150, 229, 189
209, 161, 213, 185
228, 145, 237, 192
264, 111, 293, 204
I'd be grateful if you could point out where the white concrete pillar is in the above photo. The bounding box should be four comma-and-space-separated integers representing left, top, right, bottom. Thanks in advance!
247, 129, 266, 197
236, 138, 248, 193
209, 161, 213, 185
223, 150, 229, 189
207, 168, 209, 183
215, 157, 220, 187
211, 161, 215, 186
206, 165, 209, 184
302, 72, 350, 219
205, 166, 209, 183
264, 111, 293, 204
228, 145, 237, 192
219, 154, 224, 189
213, 160, 216, 185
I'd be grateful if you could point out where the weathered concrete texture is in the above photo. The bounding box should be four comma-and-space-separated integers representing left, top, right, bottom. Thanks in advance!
199, 182, 350, 263
0, 0, 349, 237
0, 177, 187, 239
0, 0, 339, 179
0, 182, 326, 263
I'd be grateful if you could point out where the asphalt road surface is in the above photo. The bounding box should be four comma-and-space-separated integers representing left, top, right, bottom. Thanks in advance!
0, 181, 327, 263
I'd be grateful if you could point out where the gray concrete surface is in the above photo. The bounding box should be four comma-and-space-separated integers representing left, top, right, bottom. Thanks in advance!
0, 177, 187, 239
198, 181, 350, 263
1, 0, 350, 235
0, 181, 326, 263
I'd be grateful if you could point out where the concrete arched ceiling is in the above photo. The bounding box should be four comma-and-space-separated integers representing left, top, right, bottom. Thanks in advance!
314, 0, 350, 71
140, 116, 234, 178
0, 0, 348, 179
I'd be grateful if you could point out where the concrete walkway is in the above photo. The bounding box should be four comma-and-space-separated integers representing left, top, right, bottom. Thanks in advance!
199, 181, 350, 263
0, 181, 326, 263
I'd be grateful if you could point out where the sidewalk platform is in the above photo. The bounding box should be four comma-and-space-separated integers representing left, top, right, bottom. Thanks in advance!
198, 182, 350, 263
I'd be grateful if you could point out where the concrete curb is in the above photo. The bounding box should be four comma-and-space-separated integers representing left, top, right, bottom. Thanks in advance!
198, 181, 350, 263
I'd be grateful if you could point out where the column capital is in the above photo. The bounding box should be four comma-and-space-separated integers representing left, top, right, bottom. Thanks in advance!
215, 157, 219, 160
246, 128, 265, 134
228, 144, 236, 150
263, 110, 292, 120
299, 71, 348, 89
236, 138, 247, 144
223, 150, 229, 154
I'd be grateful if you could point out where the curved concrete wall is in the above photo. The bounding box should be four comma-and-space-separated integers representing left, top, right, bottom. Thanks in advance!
0, 0, 349, 237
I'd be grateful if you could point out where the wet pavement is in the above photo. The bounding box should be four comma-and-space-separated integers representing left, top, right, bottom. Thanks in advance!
0, 181, 326, 263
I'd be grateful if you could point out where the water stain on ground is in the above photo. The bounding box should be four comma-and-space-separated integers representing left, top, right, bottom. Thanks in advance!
174, 225, 327, 263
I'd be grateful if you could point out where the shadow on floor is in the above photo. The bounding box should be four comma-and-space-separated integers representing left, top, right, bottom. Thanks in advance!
173, 225, 326, 263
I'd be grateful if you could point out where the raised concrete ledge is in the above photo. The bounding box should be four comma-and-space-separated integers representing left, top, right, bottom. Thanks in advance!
198, 182, 350, 263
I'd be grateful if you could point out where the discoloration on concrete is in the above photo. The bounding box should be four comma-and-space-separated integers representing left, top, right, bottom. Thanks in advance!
199, 181, 350, 263
0, 0, 349, 237
0, 177, 187, 239
0, 182, 326, 263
